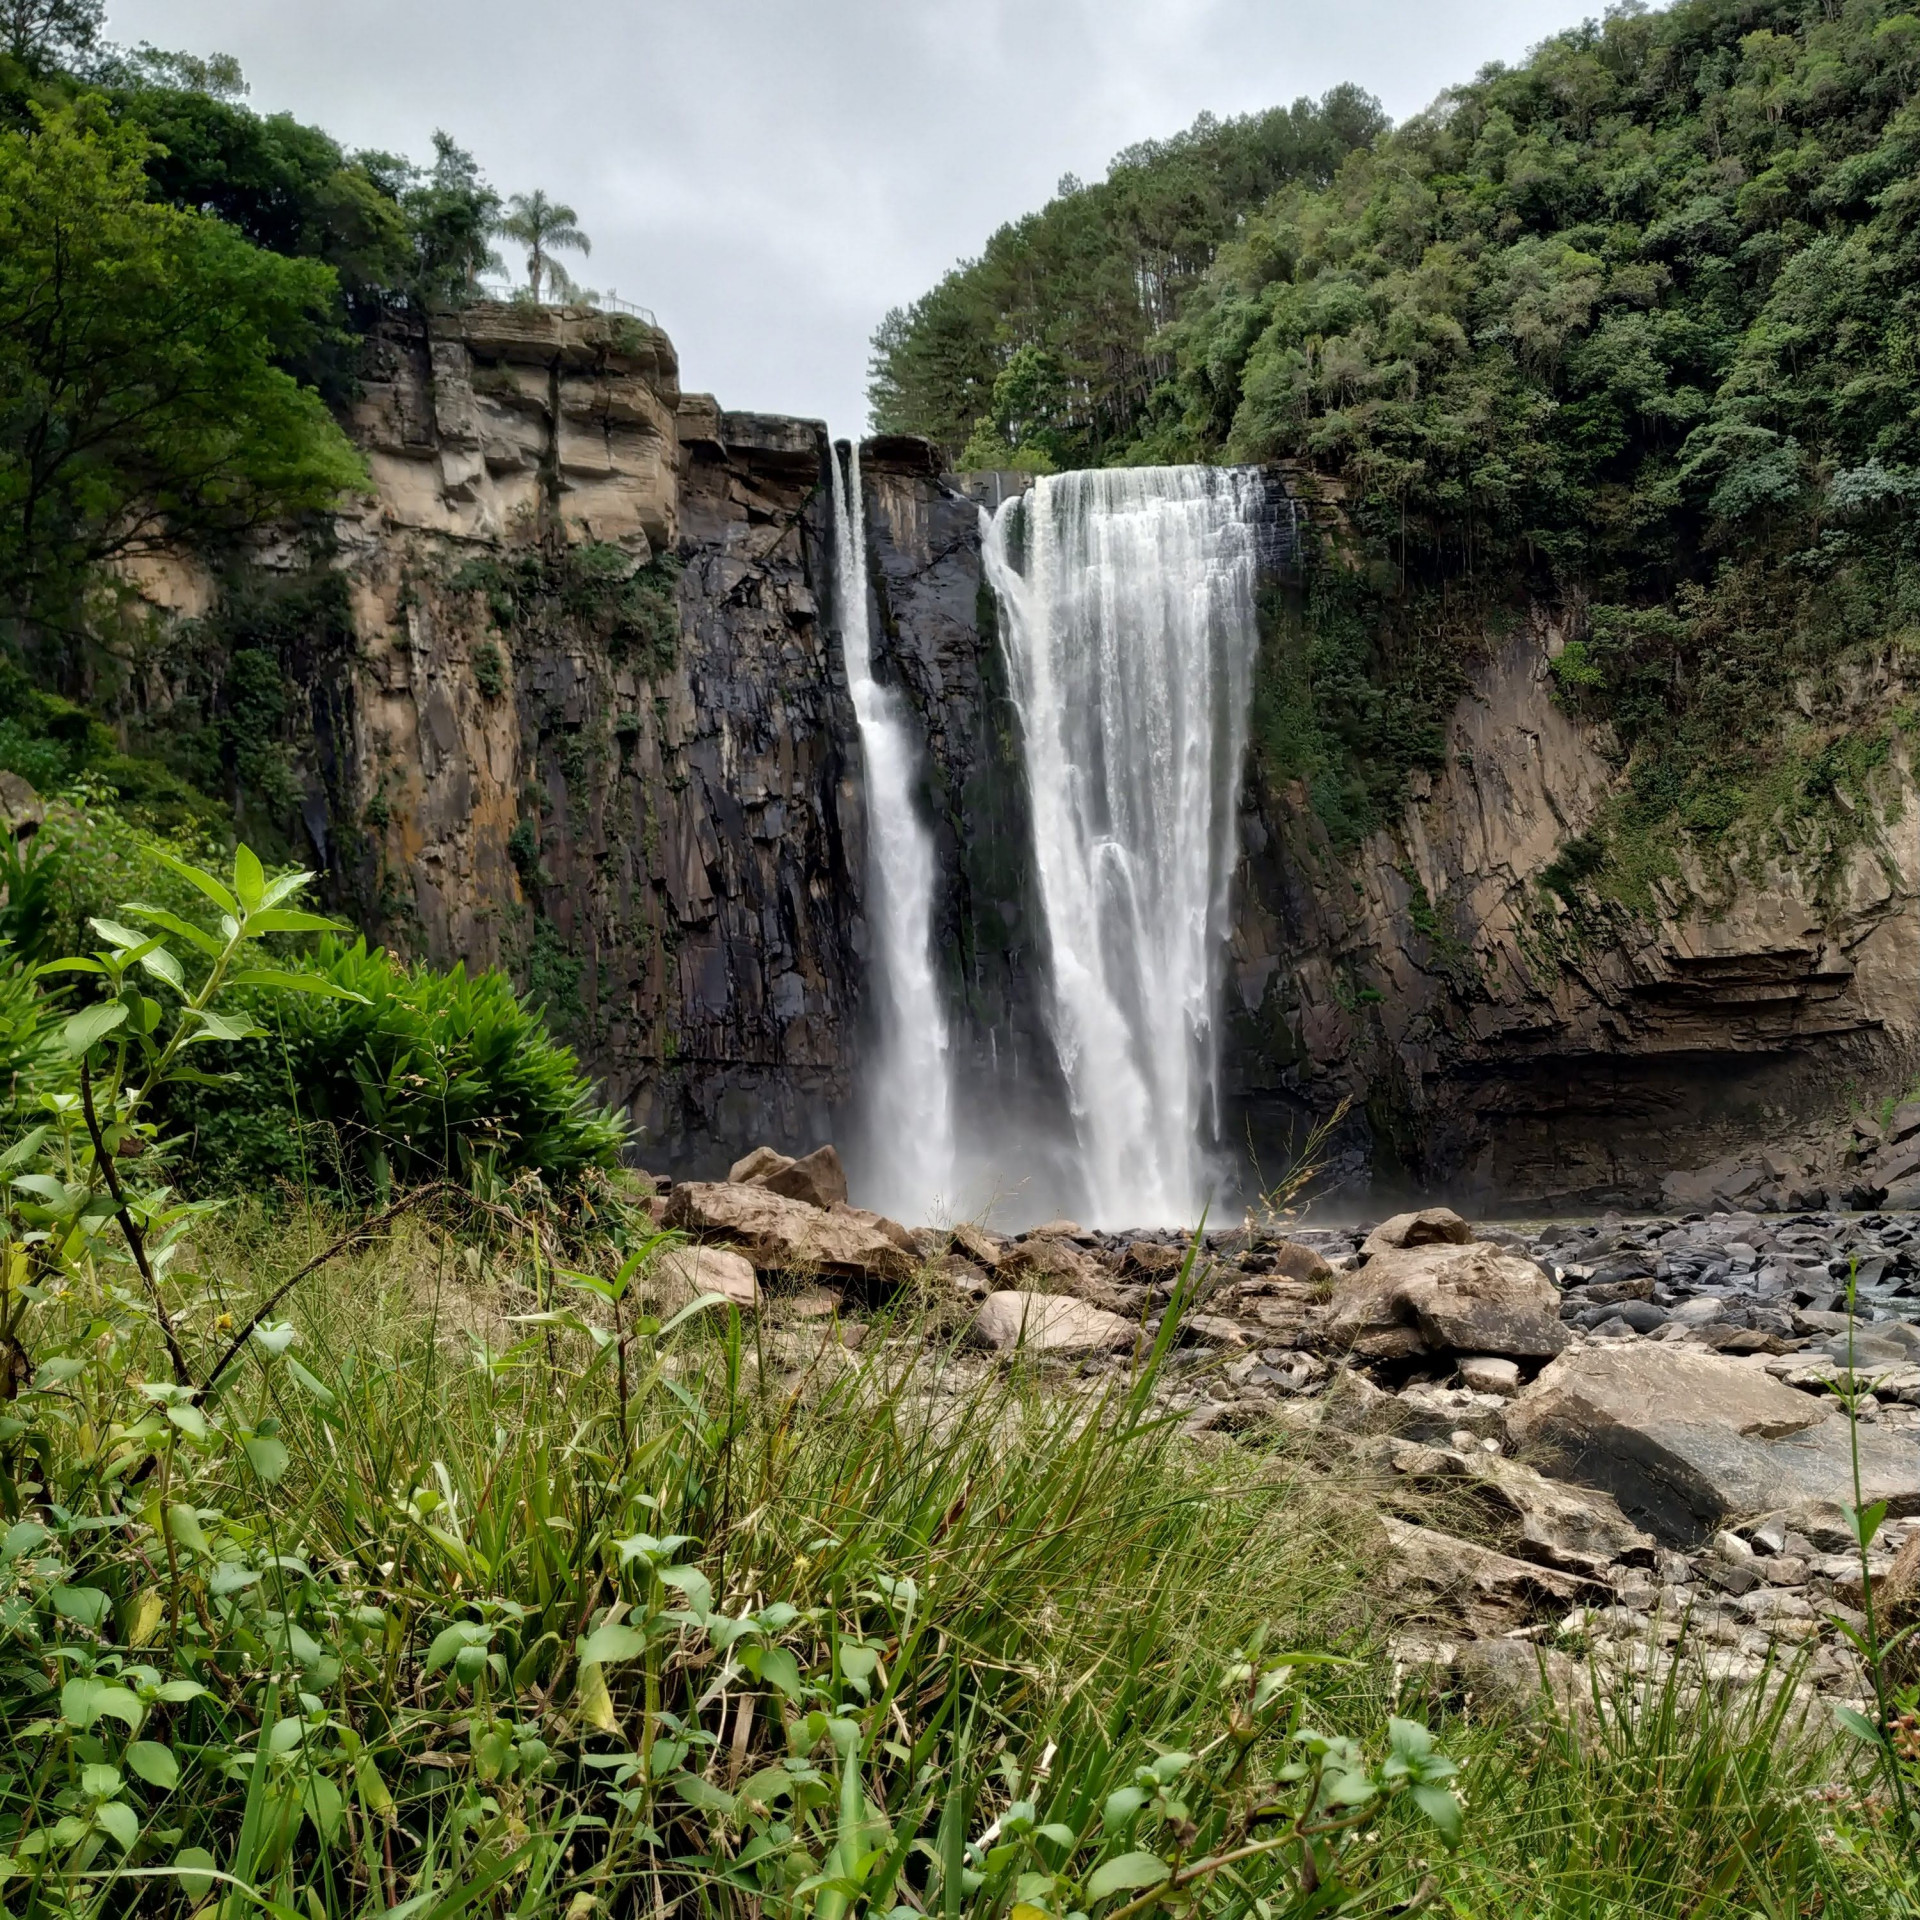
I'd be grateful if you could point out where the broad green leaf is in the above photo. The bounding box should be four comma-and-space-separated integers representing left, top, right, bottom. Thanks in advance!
123, 907, 222, 959
63, 1001, 127, 1054
426, 1621, 491, 1672
228, 968, 369, 1001
187, 1008, 259, 1044
138, 947, 186, 995
233, 845, 266, 913
1387, 1716, 1433, 1761
354, 1754, 393, 1816
1412, 1784, 1463, 1846
174, 1847, 217, 1900
1086, 1851, 1170, 1900
239, 909, 349, 937
37, 956, 106, 974
61, 1676, 141, 1729
0, 1125, 50, 1172
51, 1585, 112, 1629
673, 1773, 738, 1813
252, 1321, 297, 1356
125, 1740, 179, 1789
93, 1798, 139, 1850
1836, 1703, 1885, 1745
285, 1357, 334, 1404
88, 918, 145, 951
261, 870, 314, 907
168, 1505, 211, 1557
242, 1434, 289, 1482
578, 1621, 653, 1666
1102, 1786, 1148, 1827
154, 1679, 209, 1704
576, 1662, 618, 1732
754, 1645, 803, 1699
153, 852, 238, 917
0, 1519, 47, 1564
662, 1565, 713, 1618
165, 1403, 209, 1440
80, 1762, 122, 1798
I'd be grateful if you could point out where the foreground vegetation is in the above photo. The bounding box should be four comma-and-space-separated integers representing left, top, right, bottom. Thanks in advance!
0, 843, 1902, 1915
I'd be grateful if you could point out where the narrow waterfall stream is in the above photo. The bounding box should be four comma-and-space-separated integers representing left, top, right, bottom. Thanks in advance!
982, 467, 1262, 1227
829, 443, 957, 1220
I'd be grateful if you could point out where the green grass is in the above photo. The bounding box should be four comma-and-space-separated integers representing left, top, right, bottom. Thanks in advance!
0, 1198, 1910, 1916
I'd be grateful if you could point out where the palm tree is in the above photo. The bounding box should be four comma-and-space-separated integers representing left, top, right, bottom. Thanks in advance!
491, 190, 591, 304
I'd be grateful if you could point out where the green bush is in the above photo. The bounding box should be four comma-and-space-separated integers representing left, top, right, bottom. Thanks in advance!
162, 934, 626, 1199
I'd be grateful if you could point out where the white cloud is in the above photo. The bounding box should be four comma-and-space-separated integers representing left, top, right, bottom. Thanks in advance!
102, 0, 1595, 431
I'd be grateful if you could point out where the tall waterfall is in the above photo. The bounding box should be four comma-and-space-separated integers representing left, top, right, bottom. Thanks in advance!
830, 443, 956, 1220
982, 467, 1262, 1227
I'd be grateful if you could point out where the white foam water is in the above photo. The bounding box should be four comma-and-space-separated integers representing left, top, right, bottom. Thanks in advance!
981, 466, 1261, 1227
829, 442, 956, 1220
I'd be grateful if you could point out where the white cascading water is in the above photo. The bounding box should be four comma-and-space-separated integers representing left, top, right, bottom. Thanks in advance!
982, 467, 1262, 1227
829, 442, 957, 1220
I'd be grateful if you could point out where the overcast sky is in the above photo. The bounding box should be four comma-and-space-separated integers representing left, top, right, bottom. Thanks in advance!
104, 1, 1596, 433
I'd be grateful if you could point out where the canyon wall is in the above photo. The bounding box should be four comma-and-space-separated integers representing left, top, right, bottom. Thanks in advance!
151, 313, 1920, 1203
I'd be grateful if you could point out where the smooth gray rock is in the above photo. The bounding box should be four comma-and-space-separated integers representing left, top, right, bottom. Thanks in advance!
968, 1291, 1136, 1355
1330, 1241, 1568, 1362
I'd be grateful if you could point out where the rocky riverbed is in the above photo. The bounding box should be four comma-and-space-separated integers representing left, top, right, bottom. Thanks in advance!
642, 1145, 1920, 1724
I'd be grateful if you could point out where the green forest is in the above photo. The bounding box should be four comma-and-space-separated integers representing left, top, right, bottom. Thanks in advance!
874, 0, 1920, 885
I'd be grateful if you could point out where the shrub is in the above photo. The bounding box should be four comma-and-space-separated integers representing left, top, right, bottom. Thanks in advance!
162, 934, 626, 1198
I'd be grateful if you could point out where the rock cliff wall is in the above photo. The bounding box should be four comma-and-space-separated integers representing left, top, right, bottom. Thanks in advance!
130, 321, 1920, 1204
276, 306, 869, 1170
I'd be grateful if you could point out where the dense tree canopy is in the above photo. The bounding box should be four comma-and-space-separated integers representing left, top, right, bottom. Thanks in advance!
867, 88, 1388, 467
881, 0, 1920, 892
0, 98, 365, 660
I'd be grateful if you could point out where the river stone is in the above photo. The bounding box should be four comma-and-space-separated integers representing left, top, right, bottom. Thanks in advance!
725, 1142, 849, 1210
1504, 1344, 1920, 1545
1267, 1239, 1335, 1285
1470, 1453, 1656, 1576
999, 1233, 1121, 1303
1459, 1355, 1522, 1396
1361, 1207, 1472, 1263
663, 1181, 915, 1283
1380, 1516, 1600, 1627
1329, 1241, 1568, 1362
950, 1222, 1005, 1271
968, 1291, 1136, 1354
647, 1244, 759, 1311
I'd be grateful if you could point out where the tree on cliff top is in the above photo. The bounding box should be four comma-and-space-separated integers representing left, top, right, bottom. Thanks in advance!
0, 97, 367, 672
0, 0, 102, 70
493, 186, 590, 304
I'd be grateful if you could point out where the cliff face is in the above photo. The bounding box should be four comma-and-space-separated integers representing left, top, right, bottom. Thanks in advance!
293, 305, 868, 1169
135, 327, 1920, 1202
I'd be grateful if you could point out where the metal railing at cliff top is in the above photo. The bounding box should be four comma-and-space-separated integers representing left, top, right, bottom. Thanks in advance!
473, 283, 658, 327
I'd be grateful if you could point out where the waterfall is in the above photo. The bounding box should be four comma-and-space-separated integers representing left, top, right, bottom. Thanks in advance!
829, 442, 956, 1220
981, 466, 1262, 1227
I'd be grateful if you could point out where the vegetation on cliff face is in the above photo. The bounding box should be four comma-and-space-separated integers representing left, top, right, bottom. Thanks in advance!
879, 0, 1920, 895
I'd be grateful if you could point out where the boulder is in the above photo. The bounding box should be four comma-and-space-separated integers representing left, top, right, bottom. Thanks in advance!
950, 1223, 1005, 1271
1380, 1517, 1601, 1625
1360, 1207, 1471, 1263
1450, 1638, 1588, 1723
646, 1244, 759, 1312
1459, 1355, 1521, 1397
999, 1233, 1121, 1304
1123, 1240, 1187, 1281
1473, 1453, 1656, 1575
726, 1142, 849, 1210
1329, 1241, 1568, 1362
829, 1202, 919, 1258
968, 1291, 1136, 1355
1505, 1343, 1920, 1545
1266, 1239, 1335, 1286
663, 1181, 915, 1283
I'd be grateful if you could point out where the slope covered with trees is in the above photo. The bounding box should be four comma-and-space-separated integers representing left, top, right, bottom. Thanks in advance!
880, 0, 1920, 895
866, 89, 1389, 469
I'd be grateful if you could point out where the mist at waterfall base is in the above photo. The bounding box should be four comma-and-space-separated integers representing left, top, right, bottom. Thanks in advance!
831, 453, 1265, 1229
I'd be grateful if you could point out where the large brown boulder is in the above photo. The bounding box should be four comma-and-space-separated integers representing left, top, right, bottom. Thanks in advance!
968, 1291, 1136, 1355
1505, 1343, 1920, 1544
1360, 1207, 1471, 1263
646, 1244, 759, 1312
1328, 1241, 1567, 1363
726, 1143, 849, 1210
663, 1181, 914, 1283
